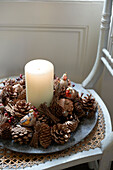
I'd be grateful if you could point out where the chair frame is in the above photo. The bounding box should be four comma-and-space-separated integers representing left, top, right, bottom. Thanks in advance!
82, 0, 112, 88
82, 0, 113, 169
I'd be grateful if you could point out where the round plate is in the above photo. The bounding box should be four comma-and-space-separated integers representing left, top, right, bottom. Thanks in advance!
0, 78, 98, 154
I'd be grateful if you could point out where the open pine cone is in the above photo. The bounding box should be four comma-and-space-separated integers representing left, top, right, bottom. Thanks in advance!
0, 123, 11, 139
3, 79, 16, 86
64, 117, 79, 132
1, 85, 18, 105
11, 125, 33, 145
83, 94, 97, 118
74, 93, 86, 118
13, 99, 31, 118
39, 123, 52, 149
51, 123, 71, 144
36, 113, 49, 124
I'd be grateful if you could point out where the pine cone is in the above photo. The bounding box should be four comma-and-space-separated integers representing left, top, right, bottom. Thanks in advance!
1, 85, 18, 105
3, 79, 16, 86
36, 113, 49, 124
49, 98, 64, 118
11, 125, 33, 145
64, 117, 79, 132
13, 84, 23, 95
83, 94, 97, 118
13, 100, 31, 118
19, 77, 25, 89
74, 93, 86, 118
0, 114, 7, 126
18, 89, 26, 100
39, 123, 51, 148
57, 98, 73, 117
0, 123, 11, 139
0, 103, 5, 112
51, 123, 71, 144
54, 77, 60, 91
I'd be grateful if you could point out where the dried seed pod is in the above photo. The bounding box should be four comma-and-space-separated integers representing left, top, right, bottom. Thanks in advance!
30, 121, 41, 148
39, 123, 51, 149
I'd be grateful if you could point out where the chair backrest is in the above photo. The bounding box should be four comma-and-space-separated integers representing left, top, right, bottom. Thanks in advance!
82, 0, 113, 88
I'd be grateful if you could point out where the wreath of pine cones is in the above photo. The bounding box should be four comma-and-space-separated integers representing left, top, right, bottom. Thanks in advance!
0, 73, 97, 149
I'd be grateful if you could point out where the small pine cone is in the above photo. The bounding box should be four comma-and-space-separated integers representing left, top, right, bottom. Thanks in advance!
11, 125, 33, 145
36, 113, 49, 124
18, 89, 26, 100
74, 102, 86, 118
39, 123, 51, 149
0, 103, 5, 112
51, 123, 71, 144
49, 99, 64, 118
64, 117, 79, 132
19, 77, 25, 89
3, 79, 16, 86
74, 93, 86, 118
54, 77, 60, 91
1, 85, 18, 105
0, 114, 7, 126
13, 100, 31, 118
57, 98, 73, 117
13, 84, 23, 95
83, 94, 97, 118
0, 123, 12, 139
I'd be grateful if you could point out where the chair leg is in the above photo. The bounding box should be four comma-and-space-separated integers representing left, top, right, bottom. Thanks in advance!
99, 160, 111, 170
88, 161, 98, 170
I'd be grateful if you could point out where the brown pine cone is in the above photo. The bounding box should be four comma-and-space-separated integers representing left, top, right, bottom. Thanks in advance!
64, 117, 79, 132
57, 98, 73, 117
39, 123, 51, 149
74, 93, 86, 118
54, 77, 60, 91
36, 113, 49, 124
11, 125, 33, 145
0, 114, 7, 126
18, 89, 26, 100
3, 79, 16, 86
0, 103, 5, 112
1, 85, 18, 105
49, 98, 64, 118
51, 123, 71, 144
19, 77, 25, 89
0, 123, 11, 139
13, 100, 31, 118
83, 94, 97, 118
13, 84, 23, 95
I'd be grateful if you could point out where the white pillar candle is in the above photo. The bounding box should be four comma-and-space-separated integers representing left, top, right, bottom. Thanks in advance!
25, 59, 54, 108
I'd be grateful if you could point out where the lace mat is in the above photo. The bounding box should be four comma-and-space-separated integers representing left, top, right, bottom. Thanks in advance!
0, 104, 105, 169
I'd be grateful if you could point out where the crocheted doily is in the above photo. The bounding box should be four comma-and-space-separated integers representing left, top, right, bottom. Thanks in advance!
0, 104, 105, 169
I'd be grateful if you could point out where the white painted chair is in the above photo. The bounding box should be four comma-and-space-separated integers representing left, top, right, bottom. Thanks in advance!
82, 0, 113, 169
0, 0, 112, 170
27, 1, 113, 170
